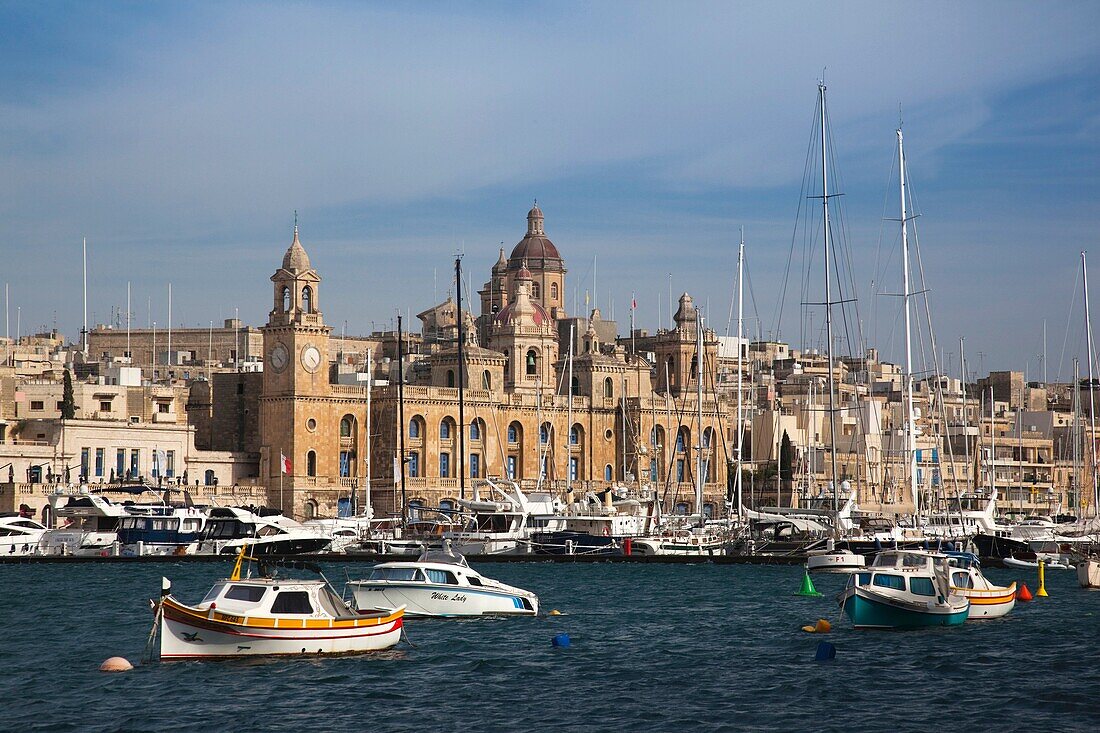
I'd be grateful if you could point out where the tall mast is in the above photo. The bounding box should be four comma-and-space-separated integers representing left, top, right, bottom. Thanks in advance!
989, 387, 996, 498
695, 306, 705, 527
455, 255, 466, 501
126, 282, 131, 363
82, 237, 88, 359
898, 128, 918, 515
1073, 359, 1081, 513
365, 347, 372, 518
960, 337, 970, 490
566, 322, 574, 502
397, 314, 407, 526
735, 228, 745, 518
819, 83, 840, 519
167, 282, 172, 376
1082, 251, 1099, 515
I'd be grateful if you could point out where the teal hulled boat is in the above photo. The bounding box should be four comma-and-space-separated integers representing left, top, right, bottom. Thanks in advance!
838, 550, 970, 629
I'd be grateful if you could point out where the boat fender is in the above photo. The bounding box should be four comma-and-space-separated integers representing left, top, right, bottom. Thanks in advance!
100, 657, 133, 672
814, 642, 836, 662
602, 527, 610, 537
552, 633, 571, 648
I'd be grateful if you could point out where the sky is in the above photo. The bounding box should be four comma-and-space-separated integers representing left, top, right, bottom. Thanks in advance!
2, 1, 1099, 379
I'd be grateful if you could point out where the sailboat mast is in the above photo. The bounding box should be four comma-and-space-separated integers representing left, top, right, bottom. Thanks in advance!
82, 236, 88, 359
566, 322, 574, 502
695, 306, 705, 527
365, 347, 372, 517
819, 83, 840, 517
735, 228, 745, 519
455, 256, 466, 501
1081, 251, 1099, 514
397, 314, 407, 526
960, 337, 970, 490
898, 128, 918, 516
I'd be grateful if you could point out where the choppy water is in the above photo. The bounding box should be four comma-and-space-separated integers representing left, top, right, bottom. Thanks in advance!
1, 560, 1098, 732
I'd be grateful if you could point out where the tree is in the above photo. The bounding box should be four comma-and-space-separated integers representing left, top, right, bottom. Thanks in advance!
779, 430, 793, 494
60, 369, 76, 420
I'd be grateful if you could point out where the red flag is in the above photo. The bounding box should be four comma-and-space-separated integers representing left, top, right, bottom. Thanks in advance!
280, 453, 292, 474
631, 293, 637, 309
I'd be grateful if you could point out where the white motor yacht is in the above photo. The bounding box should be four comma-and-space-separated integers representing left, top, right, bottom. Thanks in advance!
39, 488, 131, 556
444, 478, 562, 555
0, 514, 47, 556
196, 506, 331, 555
348, 544, 539, 617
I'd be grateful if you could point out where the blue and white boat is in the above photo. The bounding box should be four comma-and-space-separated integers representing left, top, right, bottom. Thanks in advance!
348, 543, 538, 617
838, 550, 969, 629
117, 505, 207, 556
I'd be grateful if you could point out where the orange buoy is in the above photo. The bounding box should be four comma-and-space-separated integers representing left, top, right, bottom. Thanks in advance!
100, 657, 133, 672
1016, 582, 1034, 602
801, 618, 832, 633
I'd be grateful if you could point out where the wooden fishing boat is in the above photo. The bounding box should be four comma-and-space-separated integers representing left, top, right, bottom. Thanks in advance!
155, 549, 403, 659
946, 552, 1016, 620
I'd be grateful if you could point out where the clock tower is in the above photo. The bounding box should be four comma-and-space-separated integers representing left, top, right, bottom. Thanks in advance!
260, 225, 333, 513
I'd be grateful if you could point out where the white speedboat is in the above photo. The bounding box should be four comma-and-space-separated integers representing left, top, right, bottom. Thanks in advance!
1003, 555, 1072, 570
348, 544, 539, 617
629, 525, 727, 556
196, 506, 332, 555
806, 538, 866, 572
156, 551, 403, 659
946, 551, 1016, 620
39, 489, 131, 556
445, 478, 562, 556
0, 514, 47, 556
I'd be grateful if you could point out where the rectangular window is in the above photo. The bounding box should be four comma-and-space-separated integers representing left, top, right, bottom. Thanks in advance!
95, 448, 104, 477
158, 402, 170, 413
56, 401, 65, 410
569, 457, 578, 482
909, 577, 937, 596
540, 455, 547, 480
408, 451, 419, 478
507, 455, 516, 479
650, 459, 657, 483
339, 451, 351, 477
166, 450, 176, 478
270, 591, 313, 614
81, 448, 90, 479
31, 401, 44, 411
872, 574, 907, 591
224, 585, 266, 603
439, 452, 450, 478
116, 449, 125, 477
676, 459, 685, 482
99, 401, 112, 412
130, 449, 140, 477
470, 453, 480, 478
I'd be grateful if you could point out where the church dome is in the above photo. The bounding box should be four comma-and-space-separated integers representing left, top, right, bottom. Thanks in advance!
492, 300, 551, 326
282, 226, 311, 271
508, 202, 563, 270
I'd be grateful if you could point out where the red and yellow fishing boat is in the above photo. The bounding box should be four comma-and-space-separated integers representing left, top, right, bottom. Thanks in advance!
155, 548, 404, 659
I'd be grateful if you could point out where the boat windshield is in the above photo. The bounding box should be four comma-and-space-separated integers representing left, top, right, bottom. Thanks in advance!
951, 571, 973, 589
909, 577, 937, 596
368, 567, 422, 582
203, 519, 255, 540
201, 583, 227, 604
224, 584, 267, 603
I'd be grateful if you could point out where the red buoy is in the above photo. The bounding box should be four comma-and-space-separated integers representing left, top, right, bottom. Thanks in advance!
1016, 582, 1033, 602
624, 537, 633, 556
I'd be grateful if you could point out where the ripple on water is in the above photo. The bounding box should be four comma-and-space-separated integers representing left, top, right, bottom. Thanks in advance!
2, 561, 1099, 732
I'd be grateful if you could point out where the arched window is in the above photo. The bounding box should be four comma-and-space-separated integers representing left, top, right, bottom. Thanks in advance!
703, 502, 715, 519
470, 420, 481, 441
440, 419, 452, 440
532, 282, 541, 299
340, 415, 355, 438
526, 349, 537, 376
281, 287, 291, 312
306, 450, 317, 477
674, 501, 689, 515
604, 464, 613, 481
676, 428, 687, 453
446, 369, 455, 388
304, 500, 318, 520
439, 499, 455, 512
483, 370, 492, 391
507, 422, 520, 444
703, 427, 713, 448
570, 424, 580, 445
690, 355, 698, 379
302, 286, 313, 314
571, 375, 579, 393
604, 377, 614, 399
540, 423, 551, 445
550, 282, 559, 300
409, 418, 421, 438
666, 356, 675, 381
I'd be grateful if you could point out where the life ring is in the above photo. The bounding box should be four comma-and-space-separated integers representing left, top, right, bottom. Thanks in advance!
602, 526, 611, 537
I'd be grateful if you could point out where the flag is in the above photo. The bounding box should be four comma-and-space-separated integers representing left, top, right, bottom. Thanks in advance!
280, 453, 291, 474
631, 293, 637, 309
584, 289, 590, 306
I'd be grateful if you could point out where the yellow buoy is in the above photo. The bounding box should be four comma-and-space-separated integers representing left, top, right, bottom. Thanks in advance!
1037, 559, 1049, 597
100, 657, 133, 672
549, 609, 562, 616
801, 618, 831, 633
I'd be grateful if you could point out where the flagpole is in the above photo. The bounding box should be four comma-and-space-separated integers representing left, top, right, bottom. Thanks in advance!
280, 460, 284, 515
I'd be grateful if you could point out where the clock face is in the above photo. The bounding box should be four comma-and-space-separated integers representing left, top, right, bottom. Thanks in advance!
269, 343, 289, 372
301, 345, 322, 373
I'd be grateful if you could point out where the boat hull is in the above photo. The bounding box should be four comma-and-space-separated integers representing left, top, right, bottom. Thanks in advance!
841, 588, 968, 629
807, 551, 866, 572
158, 598, 402, 659
530, 531, 620, 556
1078, 559, 1100, 589
957, 583, 1016, 620
350, 582, 537, 617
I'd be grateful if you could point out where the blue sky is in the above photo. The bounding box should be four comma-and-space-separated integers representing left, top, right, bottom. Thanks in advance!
2, 1, 1099, 378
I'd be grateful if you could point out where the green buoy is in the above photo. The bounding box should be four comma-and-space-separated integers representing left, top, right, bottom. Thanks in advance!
796, 566, 823, 597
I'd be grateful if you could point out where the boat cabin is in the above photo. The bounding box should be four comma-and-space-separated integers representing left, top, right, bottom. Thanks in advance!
198, 579, 357, 620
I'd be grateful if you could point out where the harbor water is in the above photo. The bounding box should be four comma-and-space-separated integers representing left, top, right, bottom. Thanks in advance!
1, 560, 1098, 732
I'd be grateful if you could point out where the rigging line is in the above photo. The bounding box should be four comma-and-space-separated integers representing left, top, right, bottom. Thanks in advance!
776, 94, 823, 344
1057, 258, 1084, 384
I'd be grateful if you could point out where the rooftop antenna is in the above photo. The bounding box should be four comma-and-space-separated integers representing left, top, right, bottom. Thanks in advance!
167, 282, 172, 374
5, 282, 9, 340
126, 281, 131, 362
